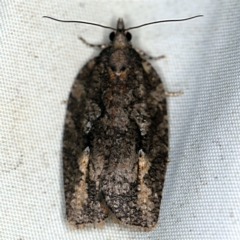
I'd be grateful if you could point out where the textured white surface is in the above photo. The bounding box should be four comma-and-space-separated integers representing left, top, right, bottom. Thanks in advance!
1, 0, 240, 239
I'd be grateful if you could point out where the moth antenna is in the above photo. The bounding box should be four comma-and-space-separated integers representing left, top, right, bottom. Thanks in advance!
126, 15, 203, 30
42, 16, 115, 30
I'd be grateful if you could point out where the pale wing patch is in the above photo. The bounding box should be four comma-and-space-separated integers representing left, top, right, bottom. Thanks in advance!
70, 147, 90, 210
137, 150, 155, 215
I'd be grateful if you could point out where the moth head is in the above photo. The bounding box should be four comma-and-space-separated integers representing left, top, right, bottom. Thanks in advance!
109, 18, 132, 42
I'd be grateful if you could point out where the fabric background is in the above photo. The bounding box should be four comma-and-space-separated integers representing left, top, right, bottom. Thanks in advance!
1, 0, 240, 239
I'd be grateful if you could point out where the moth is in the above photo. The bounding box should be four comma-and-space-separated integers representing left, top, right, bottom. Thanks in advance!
44, 15, 202, 231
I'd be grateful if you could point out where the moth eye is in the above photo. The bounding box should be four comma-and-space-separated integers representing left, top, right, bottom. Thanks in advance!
109, 32, 115, 41
126, 32, 132, 41
120, 66, 126, 71
111, 65, 117, 72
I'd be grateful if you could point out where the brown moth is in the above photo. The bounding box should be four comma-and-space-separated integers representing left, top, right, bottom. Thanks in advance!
44, 15, 203, 231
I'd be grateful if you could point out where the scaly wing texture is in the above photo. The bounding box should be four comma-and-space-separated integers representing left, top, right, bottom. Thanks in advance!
63, 47, 168, 230
63, 59, 109, 228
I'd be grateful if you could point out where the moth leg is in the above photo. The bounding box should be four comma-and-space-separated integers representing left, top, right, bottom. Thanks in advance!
135, 47, 165, 60
78, 36, 109, 49
165, 90, 183, 96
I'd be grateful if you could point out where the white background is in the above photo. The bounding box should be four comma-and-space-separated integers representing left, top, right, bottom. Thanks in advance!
1, 0, 240, 239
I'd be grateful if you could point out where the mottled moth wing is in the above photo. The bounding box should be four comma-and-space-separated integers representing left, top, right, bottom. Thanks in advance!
63, 55, 168, 230
63, 59, 109, 228
63, 19, 168, 231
